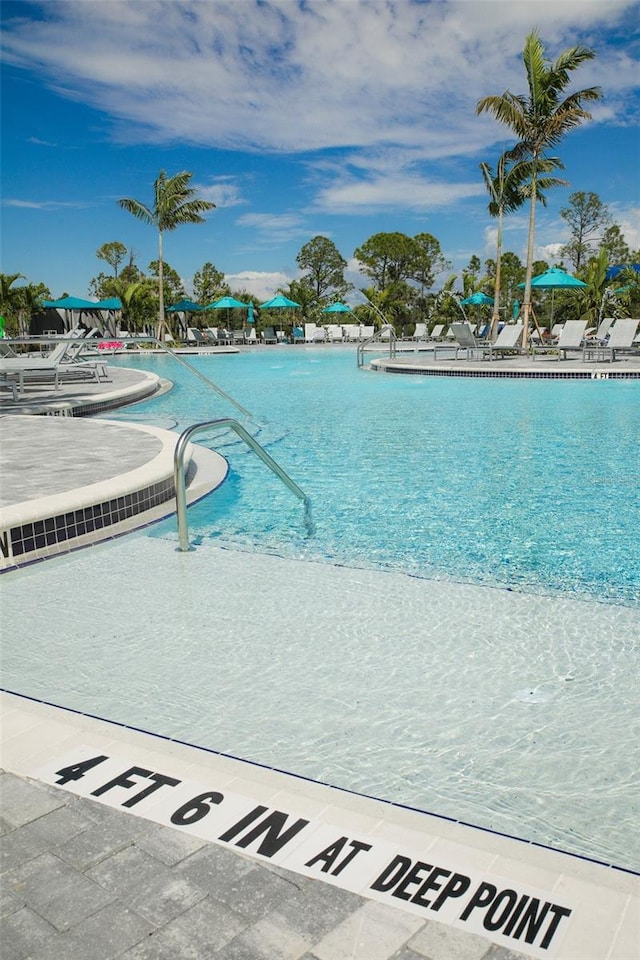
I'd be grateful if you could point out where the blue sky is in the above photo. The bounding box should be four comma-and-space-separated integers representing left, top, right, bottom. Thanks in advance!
1, 0, 639, 301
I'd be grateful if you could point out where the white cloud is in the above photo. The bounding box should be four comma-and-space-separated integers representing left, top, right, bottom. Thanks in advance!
313, 172, 483, 214
2, 0, 638, 218
235, 212, 310, 244
610, 204, 640, 251
195, 177, 246, 209
224, 270, 293, 300
3, 1, 637, 155
2, 198, 87, 210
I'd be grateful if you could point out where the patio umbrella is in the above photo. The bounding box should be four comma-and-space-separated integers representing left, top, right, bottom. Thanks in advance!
260, 295, 300, 309
207, 296, 248, 309
259, 295, 301, 337
518, 268, 587, 325
323, 302, 352, 313
247, 301, 255, 324
460, 292, 494, 306
168, 298, 204, 312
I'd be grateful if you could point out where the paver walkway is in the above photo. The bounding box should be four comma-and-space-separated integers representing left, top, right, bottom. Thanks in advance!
1, 770, 527, 960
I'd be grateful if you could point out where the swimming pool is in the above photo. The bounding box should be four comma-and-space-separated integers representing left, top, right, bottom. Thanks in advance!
119, 347, 639, 606
2, 346, 639, 870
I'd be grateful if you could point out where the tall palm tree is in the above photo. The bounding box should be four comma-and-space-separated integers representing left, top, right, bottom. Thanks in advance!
477, 31, 601, 343
119, 171, 215, 340
480, 151, 566, 338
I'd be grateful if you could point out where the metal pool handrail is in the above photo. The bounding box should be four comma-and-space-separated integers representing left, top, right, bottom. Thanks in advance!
174, 418, 313, 552
357, 324, 397, 367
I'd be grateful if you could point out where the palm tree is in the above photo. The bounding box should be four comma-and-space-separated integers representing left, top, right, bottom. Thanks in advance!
119, 171, 215, 340
477, 31, 601, 343
480, 151, 567, 338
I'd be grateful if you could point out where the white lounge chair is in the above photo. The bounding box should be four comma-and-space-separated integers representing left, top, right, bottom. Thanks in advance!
0, 340, 109, 391
304, 323, 317, 342
361, 325, 375, 339
425, 323, 445, 342
326, 324, 344, 342
487, 324, 524, 358
344, 324, 362, 341
532, 320, 587, 360
585, 318, 639, 362
412, 323, 427, 340
585, 317, 615, 345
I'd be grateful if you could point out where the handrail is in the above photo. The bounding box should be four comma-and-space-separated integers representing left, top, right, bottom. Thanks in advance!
357, 324, 397, 367
174, 417, 313, 551
4, 335, 253, 419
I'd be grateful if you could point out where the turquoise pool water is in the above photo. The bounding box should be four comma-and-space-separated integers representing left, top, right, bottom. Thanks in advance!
114, 347, 639, 606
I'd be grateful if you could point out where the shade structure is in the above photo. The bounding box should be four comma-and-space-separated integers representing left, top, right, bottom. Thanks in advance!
605, 264, 640, 280
93, 297, 123, 310
43, 296, 97, 310
518, 268, 587, 326
207, 296, 249, 309
167, 299, 203, 312
260, 295, 301, 309
460, 292, 493, 306
323, 301, 352, 313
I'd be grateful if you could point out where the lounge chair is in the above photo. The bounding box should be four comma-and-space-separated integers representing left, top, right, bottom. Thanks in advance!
291, 326, 305, 344
0, 374, 18, 401
585, 317, 615, 345
344, 324, 362, 341
434, 322, 490, 360
304, 323, 317, 342
186, 327, 208, 345
326, 324, 344, 342
531, 320, 587, 360
361, 325, 375, 339
261, 326, 277, 344
584, 318, 639, 362
0, 340, 109, 391
233, 329, 246, 344
204, 327, 219, 344
245, 328, 258, 344
424, 323, 445, 341
487, 323, 525, 358
412, 323, 427, 340
313, 327, 328, 342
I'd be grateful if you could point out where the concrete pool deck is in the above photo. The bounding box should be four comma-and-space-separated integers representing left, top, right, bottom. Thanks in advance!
1, 355, 639, 958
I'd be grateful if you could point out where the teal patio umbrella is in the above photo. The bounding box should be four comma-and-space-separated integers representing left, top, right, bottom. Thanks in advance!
260, 295, 300, 309
460, 292, 494, 306
168, 298, 204, 312
323, 301, 352, 313
518, 268, 587, 325
260, 295, 301, 337
207, 296, 248, 309
207, 295, 249, 330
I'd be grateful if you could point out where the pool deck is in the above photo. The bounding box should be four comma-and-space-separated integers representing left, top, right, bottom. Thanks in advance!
1, 354, 639, 959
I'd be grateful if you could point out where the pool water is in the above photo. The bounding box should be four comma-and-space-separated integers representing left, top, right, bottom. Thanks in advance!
115, 347, 640, 605
2, 346, 639, 870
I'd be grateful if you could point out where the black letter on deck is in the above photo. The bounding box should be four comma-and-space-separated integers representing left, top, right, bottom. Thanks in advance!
370, 855, 412, 893
305, 837, 372, 876
219, 806, 309, 858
